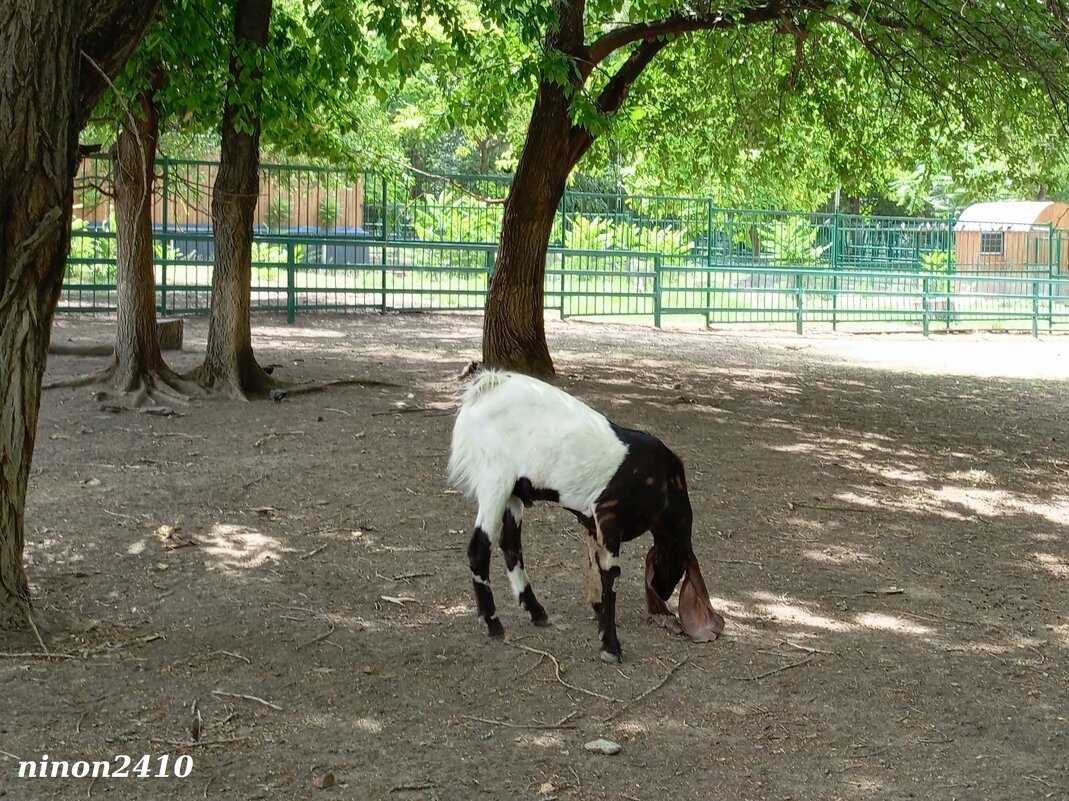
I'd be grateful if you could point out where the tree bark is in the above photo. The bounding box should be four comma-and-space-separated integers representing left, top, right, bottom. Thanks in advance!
0, 0, 159, 629
191, 0, 274, 399
482, 83, 585, 377
109, 78, 195, 405
482, 0, 590, 378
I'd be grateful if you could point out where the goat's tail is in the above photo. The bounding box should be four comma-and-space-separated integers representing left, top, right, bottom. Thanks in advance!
457, 366, 510, 407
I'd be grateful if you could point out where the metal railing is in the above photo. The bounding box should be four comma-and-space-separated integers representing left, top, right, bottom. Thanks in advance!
64, 156, 1069, 334
62, 227, 1069, 335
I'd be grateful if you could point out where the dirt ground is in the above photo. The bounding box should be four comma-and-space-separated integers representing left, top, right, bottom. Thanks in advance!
2, 313, 1068, 801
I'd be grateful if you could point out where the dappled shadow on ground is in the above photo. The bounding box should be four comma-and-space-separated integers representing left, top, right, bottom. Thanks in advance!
3, 314, 1066, 800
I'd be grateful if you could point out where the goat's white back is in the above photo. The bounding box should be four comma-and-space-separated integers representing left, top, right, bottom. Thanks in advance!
449, 371, 627, 515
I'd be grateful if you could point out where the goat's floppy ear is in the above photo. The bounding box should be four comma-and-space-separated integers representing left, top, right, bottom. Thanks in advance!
645, 551, 684, 636
645, 549, 725, 642
677, 558, 725, 642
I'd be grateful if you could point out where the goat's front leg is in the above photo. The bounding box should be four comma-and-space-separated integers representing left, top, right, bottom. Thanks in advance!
500, 497, 549, 625
468, 518, 504, 638
587, 512, 624, 663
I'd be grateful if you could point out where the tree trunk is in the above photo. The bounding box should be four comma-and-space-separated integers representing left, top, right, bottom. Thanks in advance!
192, 0, 274, 399
482, 83, 585, 378
0, 0, 159, 629
109, 82, 194, 404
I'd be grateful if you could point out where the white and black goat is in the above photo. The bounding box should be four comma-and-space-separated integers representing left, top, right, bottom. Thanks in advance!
448, 367, 724, 663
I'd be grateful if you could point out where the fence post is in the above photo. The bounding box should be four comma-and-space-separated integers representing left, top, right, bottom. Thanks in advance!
159, 155, 169, 316
795, 271, 804, 335
653, 255, 662, 328
559, 186, 567, 248
380, 177, 389, 313
286, 240, 296, 324
1048, 224, 1055, 332
1033, 279, 1040, 338
831, 205, 840, 331
922, 276, 930, 337
705, 198, 713, 327
946, 213, 955, 331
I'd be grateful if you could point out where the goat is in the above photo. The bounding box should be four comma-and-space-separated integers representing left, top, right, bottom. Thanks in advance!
448, 366, 725, 663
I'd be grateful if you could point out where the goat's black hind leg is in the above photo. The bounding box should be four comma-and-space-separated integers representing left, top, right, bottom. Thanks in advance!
500, 498, 549, 625
468, 526, 504, 637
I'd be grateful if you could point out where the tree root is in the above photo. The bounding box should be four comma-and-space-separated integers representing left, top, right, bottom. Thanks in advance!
43, 363, 117, 390
285, 377, 401, 397
186, 363, 268, 402
45, 357, 203, 414
96, 368, 203, 415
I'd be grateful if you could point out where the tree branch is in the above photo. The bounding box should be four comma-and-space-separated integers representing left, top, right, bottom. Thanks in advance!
595, 38, 669, 116
77, 1, 163, 125
586, 2, 787, 69
567, 37, 670, 165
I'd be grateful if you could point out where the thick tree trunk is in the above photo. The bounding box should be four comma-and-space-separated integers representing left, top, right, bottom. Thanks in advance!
0, 3, 82, 629
0, 0, 159, 629
109, 83, 193, 405
192, 0, 273, 399
482, 83, 586, 378
482, 0, 596, 379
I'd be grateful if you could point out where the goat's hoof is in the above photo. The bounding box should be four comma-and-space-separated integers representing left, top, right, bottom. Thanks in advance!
487, 618, 506, 638
599, 649, 623, 665
531, 614, 551, 627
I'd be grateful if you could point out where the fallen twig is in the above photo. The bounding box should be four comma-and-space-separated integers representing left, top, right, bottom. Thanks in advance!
376, 544, 463, 553
82, 632, 163, 656
459, 712, 579, 730
371, 406, 454, 417
783, 639, 837, 655
298, 543, 330, 561
0, 748, 21, 761
25, 608, 48, 655
102, 508, 137, 520
0, 651, 79, 661
604, 657, 689, 722
389, 784, 437, 794
735, 656, 813, 681
1024, 774, 1069, 792
287, 378, 401, 397
210, 690, 282, 711
901, 610, 982, 627
507, 642, 621, 703
298, 620, 336, 650
48, 343, 114, 357
208, 650, 252, 664
151, 737, 249, 749
389, 571, 435, 581
788, 501, 872, 514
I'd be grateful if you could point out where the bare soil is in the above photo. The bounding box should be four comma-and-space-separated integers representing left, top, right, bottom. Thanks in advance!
3, 313, 1068, 801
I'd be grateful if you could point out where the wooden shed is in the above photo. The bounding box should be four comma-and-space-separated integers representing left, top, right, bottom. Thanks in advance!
954, 201, 1069, 274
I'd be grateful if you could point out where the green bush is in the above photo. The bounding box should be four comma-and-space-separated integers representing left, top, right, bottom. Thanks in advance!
761, 216, 830, 265
920, 249, 951, 294
318, 196, 339, 229
267, 196, 292, 230
412, 189, 501, 243
67, 218, 117, 284
564, 215, 615, 251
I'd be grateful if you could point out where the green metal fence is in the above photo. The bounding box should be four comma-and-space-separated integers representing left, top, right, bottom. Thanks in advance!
64, 156, 1069, 334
